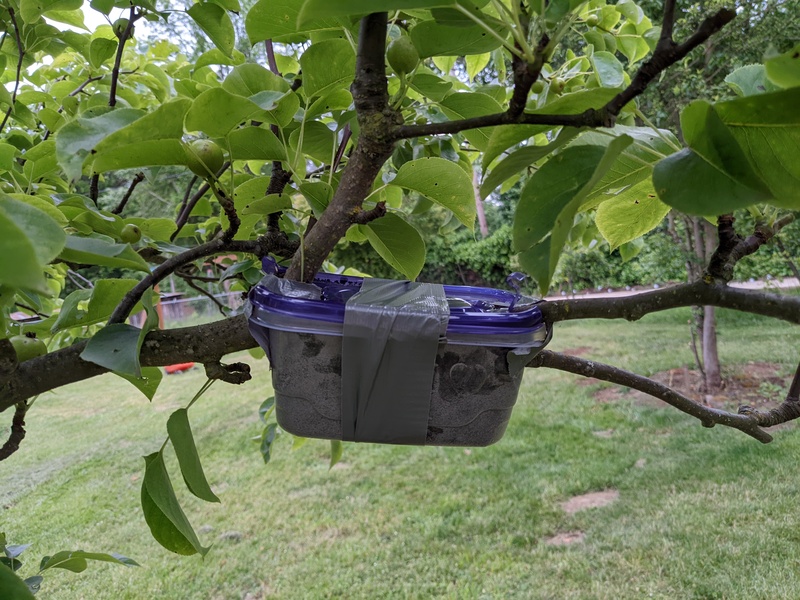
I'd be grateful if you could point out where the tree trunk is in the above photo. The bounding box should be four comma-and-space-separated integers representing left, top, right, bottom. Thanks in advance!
702, 221, 722, 392
473, 170, 489, 238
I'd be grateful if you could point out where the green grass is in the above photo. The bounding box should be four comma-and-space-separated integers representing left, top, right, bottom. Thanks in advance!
2, 312, 799, 599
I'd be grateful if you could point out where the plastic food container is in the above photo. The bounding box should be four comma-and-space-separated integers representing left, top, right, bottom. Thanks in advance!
246, 258, 550, 447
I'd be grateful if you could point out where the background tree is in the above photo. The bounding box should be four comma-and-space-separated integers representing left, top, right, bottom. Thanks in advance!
1, 0, 800, 575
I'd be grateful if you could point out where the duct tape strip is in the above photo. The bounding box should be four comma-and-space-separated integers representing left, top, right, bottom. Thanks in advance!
341, 279, 449, 444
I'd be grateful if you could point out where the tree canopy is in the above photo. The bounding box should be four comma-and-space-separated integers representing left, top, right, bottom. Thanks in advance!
1, 0, 800, 576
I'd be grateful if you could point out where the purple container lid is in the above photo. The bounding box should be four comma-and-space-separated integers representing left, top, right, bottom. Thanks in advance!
248, 258, 546, 338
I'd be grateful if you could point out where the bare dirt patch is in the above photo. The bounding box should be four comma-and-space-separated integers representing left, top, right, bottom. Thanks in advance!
561, 489, 619, 514
590, 362, 792, 411
545, 531, 585, 546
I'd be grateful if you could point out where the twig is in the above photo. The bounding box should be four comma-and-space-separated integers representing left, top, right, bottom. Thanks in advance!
352, 201, 387, 225
0, 401, 29, 461
209, 183, 240, 241
111, 172, 145, 214
0, 7, 24, 134
394, 7, 735, 140
180, 276, 227, 317
332, 124, 352, 174
528, 350, 772, 443
67, 269, 95, 289
171, 162, 231, 241
109, 7, 140, 108
89, 173, 100, 204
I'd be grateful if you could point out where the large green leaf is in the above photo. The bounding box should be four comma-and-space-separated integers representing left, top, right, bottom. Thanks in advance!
410, 20, 506, 57
288, 121, 336, 164
92, 100, 192, 172
765, 43, 800, 89
0, 197, 66, 293
438, 92, 502, 151
299, 39, 356, 99
185, 88, 264, 138
20, 0, 82, 22
595, 179, 670, 249
51, 278, 138, 332
58, 236, 150, 272
713, 88, 800, 208
590, 51, 624, 88
363, 213, 426, 280
0, 564, 35, 600
227, 127, 287, 162
514, 136, 632, 292
167, 408, 220, 503
297, 0, 470, 24
187, 3, 235, 57
390, 157, 475, 228
246, 0, 341, 43
141, 452, 209, 556
55, 108, 144, 180
80, 323, 142, 376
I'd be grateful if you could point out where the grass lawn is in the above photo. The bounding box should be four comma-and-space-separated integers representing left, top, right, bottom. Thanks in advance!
2, 308, 799, 599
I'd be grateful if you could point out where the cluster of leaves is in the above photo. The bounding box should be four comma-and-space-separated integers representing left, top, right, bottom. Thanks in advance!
0, 532, 137, 599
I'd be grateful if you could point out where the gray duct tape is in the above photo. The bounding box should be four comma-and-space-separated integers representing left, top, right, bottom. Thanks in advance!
341, 279, 449, 444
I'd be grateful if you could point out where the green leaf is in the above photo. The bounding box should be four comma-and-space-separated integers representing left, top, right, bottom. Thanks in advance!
617, 22, 650, 65
259, 396, 275, 422
390, 157, 475, 228
227, 127, 287, 162
55, 108, 145, 180
725, 64, 775, 97
39, 550, 139, 573
0, 564, 36, 600
246, 0, 341, 43
408, 73, 453, 102
115, 367, 163, 401
195, 48, 246, 70
652, 148, 769, 215
589, 51, 624, 88
80, 323, 142, 376
479, 128, 580, 198
289, 121, 336, 163
364, 212, 426, 280
20, 0, 82, 22
329, 439, 343, 469
89, 38, 117, 69
298, 0, 461, 24
410, 21, 506, 57
260, 423, 278, 464
92, 100, 192, 172
167, 408, 220, 503
141, 452, 209, 556
0, 197, 65, 293
185, 88, 263, 138
438, 92, 502, 151
223, 64, 290, 96
125, 218, 178, 242
240, 194, 293, 215
765, 43, 800, 89
712, 88, 800, 208
513, 136, 632, 292
59, 236, 150, 272
299, 181, 333, 217
187, 3, 235, 57
299, 39, 356, 99
51, 279, 139, 332
595, 179, 670, 249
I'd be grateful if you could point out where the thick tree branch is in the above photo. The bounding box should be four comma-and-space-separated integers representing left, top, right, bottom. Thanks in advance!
285, 12, 398, 282
540, 280, 800, 324
394, 7, 735, 140
528, 350, 772, 443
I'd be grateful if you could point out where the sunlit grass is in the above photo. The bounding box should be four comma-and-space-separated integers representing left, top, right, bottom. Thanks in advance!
1, 311, 799, 599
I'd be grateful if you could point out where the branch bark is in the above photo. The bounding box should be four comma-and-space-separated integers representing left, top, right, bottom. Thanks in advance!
528, 350, 772, 443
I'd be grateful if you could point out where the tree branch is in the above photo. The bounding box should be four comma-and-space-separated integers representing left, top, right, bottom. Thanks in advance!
171, 162, 231, 241
111, 172, 145, 215
528, 350, 772, 443
0, 7, 24, 135
739, 358, 800, 427
0, 401, 29, 461
109, 7, 140, 108
539, 280, 800, 325
394, 7, 735, 140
